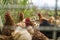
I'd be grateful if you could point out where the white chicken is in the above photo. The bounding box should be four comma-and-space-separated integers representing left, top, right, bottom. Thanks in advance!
11, 26, 32, 40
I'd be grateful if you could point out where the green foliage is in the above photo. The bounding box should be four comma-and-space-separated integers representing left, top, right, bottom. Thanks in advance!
3, 0, 9, 5
19, 0, 28, 5
24, 8, 33, 18
0, 0, 60, 23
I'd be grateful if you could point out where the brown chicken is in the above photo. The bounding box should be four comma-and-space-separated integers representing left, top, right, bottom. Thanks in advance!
38, 13, 48, 23
18, 12, 24, 22
48, 16, 55, 23
4, 11, 15, 26
32, 30, 49, 40
27, 26, 49, 40
2, 11, 15, 36
38, 13, 55, 24
16, 12, 26, 27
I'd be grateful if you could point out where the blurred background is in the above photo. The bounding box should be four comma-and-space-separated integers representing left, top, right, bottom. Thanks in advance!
0, 0, 60, 23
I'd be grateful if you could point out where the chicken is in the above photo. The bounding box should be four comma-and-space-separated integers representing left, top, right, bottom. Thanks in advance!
11, 26, 32, 40
2, 11, 15, 36
4, 11, 15, 26
17, 13, 36, 28
26, 26, 49, 40
48, 16, 60, 26
38, 13, 52, 26
38, 13, 55, 24
38, 13, 48, 23
38, 13, 53, 39
55, 19, 60, 26
32, 30, 49, 40
40, 19, 51, 26
38, 13, 55, 26
16, 12, 25, 28
25, 18, 34, 27
55, 16, 60, 26
17, 17, 34, 28
18, 12, 24, 22
48, 16, 55, 24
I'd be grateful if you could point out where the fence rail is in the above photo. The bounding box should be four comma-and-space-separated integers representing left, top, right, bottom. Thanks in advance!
39, 27, 60, 31
39, 27, 60, 40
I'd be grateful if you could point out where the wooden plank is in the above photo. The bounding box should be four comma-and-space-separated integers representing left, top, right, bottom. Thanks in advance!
38, 27, 60, 31
38, 27, 60, 40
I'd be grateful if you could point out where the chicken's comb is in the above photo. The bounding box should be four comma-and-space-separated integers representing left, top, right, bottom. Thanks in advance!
25, 18, 31, 27
25, 18, 30, 21
26, 18, 30, 20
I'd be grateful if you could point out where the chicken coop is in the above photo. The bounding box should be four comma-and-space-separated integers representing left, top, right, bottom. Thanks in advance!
0, 0, 60, 40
